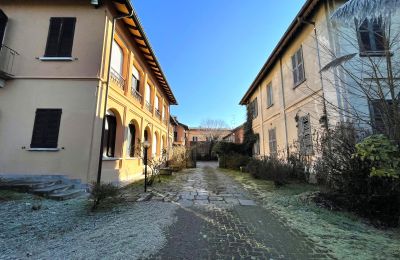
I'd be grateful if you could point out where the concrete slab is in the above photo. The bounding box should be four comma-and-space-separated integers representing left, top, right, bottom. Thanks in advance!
238, 199, 256, 206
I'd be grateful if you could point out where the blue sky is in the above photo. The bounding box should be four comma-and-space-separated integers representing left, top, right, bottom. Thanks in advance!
132, 0, 306, 128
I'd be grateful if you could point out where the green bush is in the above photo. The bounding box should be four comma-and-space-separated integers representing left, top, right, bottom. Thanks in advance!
219, 153, 250, 170
247, 157, 293, 187
314, 124, 400, 227
90, 182, 120, 210
355, 134, 400, 178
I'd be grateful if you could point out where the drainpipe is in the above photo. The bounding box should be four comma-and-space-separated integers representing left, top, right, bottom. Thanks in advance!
298, 17, 329, 135
279, 58, 290, 160
97, 9, 134, 184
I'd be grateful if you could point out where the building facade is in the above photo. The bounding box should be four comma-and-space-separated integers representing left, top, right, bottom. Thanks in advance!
0, 0, 177, 185
240, 0, 399, 158
170, 116, 188, 146
222, 124, 244, 144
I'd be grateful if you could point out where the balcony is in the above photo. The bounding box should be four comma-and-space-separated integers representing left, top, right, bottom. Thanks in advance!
155, 109, 161, 120
110, 68, 125, 90
132, 89, 142, 104
145, 101, 153, 113
0, 45, 19, 80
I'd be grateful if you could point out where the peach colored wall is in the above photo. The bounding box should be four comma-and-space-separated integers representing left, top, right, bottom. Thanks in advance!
0, 1, 108, 182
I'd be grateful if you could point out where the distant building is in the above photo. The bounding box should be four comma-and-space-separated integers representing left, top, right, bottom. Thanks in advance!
170, 116, 189, 146
222, 124, 244, 144
187, 127, 231, 160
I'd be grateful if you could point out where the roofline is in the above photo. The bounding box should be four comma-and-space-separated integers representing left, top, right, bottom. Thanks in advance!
239, 0, 321, 105
111, 0, 178, 105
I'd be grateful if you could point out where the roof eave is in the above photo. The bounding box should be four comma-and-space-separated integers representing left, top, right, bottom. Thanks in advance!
239, 0, 321, 105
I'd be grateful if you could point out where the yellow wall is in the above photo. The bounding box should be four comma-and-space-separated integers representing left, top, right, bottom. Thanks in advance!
247, 1, 341, 159
97, 14, 172, 184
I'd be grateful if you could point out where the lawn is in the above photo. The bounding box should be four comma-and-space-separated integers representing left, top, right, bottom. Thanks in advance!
222, 169, 400, 260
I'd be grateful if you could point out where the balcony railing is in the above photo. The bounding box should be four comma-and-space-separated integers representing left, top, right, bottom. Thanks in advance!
110, 68, 125, 90
0, 45, 19, 79
155, 109, 161, 120
132, 89, 142, 103
145, 101, 153, 112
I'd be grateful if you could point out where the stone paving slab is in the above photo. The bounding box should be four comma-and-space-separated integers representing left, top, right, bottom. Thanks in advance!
147, 161, 333, 259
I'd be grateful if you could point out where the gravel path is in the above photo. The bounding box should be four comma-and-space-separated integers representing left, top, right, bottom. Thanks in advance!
0, 196, 178, 259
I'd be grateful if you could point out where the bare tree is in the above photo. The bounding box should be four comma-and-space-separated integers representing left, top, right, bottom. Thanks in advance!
199, 119, 230, 141
297, 0, 400, 144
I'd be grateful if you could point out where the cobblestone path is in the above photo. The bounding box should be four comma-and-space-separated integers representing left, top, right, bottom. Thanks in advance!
147, 162, 333, 260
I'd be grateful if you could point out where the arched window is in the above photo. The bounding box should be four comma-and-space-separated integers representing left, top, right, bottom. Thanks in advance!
111, 40, 123, 76
127, 122, 136, 157
131, 66, 141, 100
103, 110, 117, 157
145, 83, 151, 109
152, 132, 158, 156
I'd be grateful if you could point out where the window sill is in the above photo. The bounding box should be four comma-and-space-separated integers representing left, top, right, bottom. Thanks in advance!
102, 157, 122, 161
26, 148, 61, 152
293, 78, 306, 89
359, 51, 392, 57
38, 57, 75, 61
125, 157, 140, 160
266, 104, 274, 109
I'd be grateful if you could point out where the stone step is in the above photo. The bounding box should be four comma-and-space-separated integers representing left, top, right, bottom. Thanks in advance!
47, 189, 85, 201
32, 184, 73, 195
0, 180, 62, 191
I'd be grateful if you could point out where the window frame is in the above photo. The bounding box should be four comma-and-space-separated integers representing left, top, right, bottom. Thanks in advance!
291, 46, 306, 87
127, 123, 137, 158
103, 111, 117, 158
30, 109, 62, 149
268, 128, 277, 156
131, 65, 140, 94
357, 18, 386, 56
0, 10, 8, 45
297, 114, 313, 155
44, 17, 76, 58
266, 82, 273, 108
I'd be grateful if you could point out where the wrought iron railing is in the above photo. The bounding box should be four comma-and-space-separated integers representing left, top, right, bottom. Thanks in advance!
110, 68, 125, 90
145, 101, 153, 112
0, 45, 19, 79
155, 109, 161, 120
132, 89, 142, 103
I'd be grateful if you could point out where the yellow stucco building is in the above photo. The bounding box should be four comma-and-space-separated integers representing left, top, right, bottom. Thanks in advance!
0, 0, 177, 185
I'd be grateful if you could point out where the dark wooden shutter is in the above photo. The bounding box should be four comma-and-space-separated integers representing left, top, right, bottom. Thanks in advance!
106, 115, 116, 157
45, 17, 76, 57
0, 10, 8, 44
31, 109, 62, 148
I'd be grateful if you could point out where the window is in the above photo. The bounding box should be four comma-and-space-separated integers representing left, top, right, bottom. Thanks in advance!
291, 47, 305, 86
31, 109, 62, 148
44, 17, 76, 57
266, 83, 273, 107
357, 18, 385, 55
370, 100, 399, 136
249, 98, 258, 119
0, 10, 8, 45
253, 134, 260, 155
193, 136, 198, 142
111, 40, 123, 76
131, 66, 140, 94
155, 96, 159, 112
145, 83, 151, 104
298, 115, 313, 155
152, 133, 158, 156
174, 131, 178, 142
103, 111, 117, 157
268, 128, 277, 156
127, 123, 136, 157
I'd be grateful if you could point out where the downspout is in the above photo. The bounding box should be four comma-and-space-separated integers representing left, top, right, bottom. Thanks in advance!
298, 17, 330, 135
279, 58, 290, 159
97, 9, 134, 184
259, 84, 266, 156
